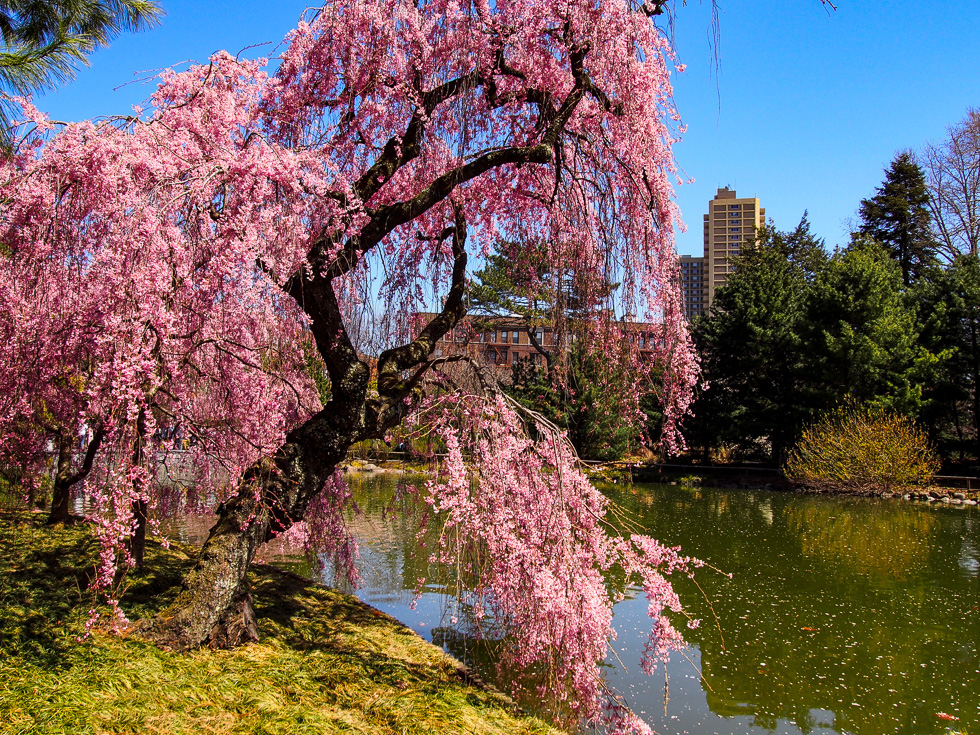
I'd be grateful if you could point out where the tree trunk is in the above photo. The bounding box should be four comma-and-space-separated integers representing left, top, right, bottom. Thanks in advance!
47, 431, 75, 523
953, 397, 965, 461
130, 499, 148, 568
47, 425, 104, 525
128, 410, 149, 568
971, 316, 980, 461
140, 400, 364, 650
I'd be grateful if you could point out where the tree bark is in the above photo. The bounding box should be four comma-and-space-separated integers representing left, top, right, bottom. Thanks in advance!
48, 431, 75, 522
128, 410, 149, 568
47, 424, 104, 525
971, 313, 980, 461
140, 396, 368, 650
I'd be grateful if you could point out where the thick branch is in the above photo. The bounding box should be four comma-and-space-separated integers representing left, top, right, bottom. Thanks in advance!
376, 205, 468, 397
64, 423, 105, 487
325, 141, 553, 281
285, 268, 367, 403
355, 71, 482, 203
525, 326, 554, 370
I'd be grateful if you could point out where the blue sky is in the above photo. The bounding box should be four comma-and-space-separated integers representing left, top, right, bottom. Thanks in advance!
31, 0, 980, 257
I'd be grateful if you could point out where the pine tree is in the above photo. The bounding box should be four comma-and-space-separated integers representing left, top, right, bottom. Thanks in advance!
858, 151, 937, 286
0, 0, 163, 141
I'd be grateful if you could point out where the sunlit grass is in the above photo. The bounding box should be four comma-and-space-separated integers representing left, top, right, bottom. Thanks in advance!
0, 511, 562, 735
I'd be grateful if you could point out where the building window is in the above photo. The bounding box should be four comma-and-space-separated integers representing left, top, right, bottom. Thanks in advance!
730, 204, 741, 209
500, 331, 508, 343
512, 330, 520, 344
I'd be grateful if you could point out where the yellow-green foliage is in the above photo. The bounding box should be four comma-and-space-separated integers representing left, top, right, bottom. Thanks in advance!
0, 513, 562, 735
785, 405, 938, 494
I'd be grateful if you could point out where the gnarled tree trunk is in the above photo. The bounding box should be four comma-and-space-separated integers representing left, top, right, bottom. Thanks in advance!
141, 397, 365, 649
144, 207, 469, 651
47, 424, 104, 525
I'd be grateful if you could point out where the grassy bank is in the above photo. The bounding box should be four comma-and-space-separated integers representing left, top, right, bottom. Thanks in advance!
0, 512, 561, 735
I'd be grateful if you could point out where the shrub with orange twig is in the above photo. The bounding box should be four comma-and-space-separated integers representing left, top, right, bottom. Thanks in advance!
785, 405, 938, 495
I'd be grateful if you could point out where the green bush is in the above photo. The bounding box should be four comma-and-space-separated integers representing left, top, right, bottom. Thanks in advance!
785, 405, 938, 494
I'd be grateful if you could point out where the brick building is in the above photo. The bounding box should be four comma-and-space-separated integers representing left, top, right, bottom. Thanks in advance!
428, 314, 661, 380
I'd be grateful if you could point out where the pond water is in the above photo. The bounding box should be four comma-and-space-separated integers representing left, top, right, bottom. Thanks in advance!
168, 475, 980, 735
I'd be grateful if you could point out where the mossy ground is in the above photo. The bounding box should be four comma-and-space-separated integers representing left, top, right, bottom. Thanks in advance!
0, 512, 562, 735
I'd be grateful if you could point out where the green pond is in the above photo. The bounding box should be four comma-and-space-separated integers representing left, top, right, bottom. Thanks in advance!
174, 475, 980, 734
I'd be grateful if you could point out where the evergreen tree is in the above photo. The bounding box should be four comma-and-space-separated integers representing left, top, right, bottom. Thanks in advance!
468, 239, 616, 367
509, 340, 639, 461
470, 240, 637, 460
805, 238, 929, 416
915, 254, 980, 461
467, 240, 556, 365
692, 218, 932, 464
691, 217, 821, 463
858, 151, 938, 286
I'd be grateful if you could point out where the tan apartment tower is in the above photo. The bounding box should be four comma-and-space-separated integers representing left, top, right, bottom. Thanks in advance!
703, 186, 765, 305
678, 254, 708, 320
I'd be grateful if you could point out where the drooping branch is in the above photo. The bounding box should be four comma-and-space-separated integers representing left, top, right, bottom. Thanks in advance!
304, 43, 604, 287
324, 140, 554, 281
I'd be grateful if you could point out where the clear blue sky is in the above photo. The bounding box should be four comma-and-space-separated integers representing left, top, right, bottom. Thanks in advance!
32, 0, 980, 257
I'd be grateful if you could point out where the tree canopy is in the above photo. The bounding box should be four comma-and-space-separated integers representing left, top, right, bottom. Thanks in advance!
858, 151, 938, 286
691, 218, 820, 462
0, 2, 700, 732
691, 218, 928, 464
924, 108, 980, 259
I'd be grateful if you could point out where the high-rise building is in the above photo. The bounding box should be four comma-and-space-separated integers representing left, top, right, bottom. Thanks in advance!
678, 186, 765, 321
678, 254, 707, 320
703, 186, 765, 304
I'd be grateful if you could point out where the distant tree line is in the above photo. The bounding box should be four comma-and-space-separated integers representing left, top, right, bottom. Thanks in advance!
689, 109, 980, 469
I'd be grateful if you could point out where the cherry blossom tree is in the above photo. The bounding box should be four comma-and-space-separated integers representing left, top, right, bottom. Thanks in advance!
0, 1, 703, 730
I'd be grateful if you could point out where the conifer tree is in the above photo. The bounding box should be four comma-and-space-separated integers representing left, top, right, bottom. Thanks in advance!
858, 151, 938, 286
691, 217, 821, 463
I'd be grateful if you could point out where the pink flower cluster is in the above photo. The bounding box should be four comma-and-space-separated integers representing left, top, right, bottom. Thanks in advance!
421, 395, 699, 733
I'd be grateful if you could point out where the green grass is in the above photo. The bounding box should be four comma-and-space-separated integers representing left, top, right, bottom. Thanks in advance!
0, 512, 563, 735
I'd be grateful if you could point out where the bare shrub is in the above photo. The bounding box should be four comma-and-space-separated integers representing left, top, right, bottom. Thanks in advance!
785, 406, 938, 494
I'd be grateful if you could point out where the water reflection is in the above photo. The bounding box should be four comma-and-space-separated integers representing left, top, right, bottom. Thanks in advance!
603, 484, 979, 735
158, 475, 980, 735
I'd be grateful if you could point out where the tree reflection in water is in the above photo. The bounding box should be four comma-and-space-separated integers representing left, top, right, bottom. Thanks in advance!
158, 474, 979, 735
605, 484, 979, 735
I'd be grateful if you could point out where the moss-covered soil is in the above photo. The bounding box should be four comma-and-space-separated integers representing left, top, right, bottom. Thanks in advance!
0, 512, 561, 735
